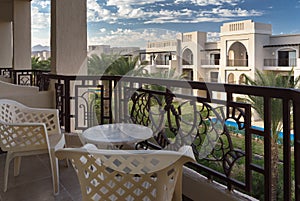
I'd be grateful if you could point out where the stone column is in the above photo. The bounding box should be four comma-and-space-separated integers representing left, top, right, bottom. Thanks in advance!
51, 0, 87, 75
0, 22, 12, 67
13, 0, 31, 70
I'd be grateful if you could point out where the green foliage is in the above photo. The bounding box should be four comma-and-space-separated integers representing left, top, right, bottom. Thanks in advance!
108, 56, 147, 76
88, 53, 119, 75
244, 69, 299, 140
146, 68, 187, 102
31, 56, 51, 70
88, 54, 147, 76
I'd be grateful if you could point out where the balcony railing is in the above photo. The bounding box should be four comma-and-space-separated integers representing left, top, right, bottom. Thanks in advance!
155, 60, 170, 65
227, 59, 248, 67
2, 70, 300, 200
0, 68, 50, 88
35, 73, 300, 201
0, 67, 12, 78
264, 58, 297, 67
201, 59, 220, 65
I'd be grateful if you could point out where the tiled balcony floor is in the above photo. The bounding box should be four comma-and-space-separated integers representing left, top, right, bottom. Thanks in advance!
0, 153, 81, 201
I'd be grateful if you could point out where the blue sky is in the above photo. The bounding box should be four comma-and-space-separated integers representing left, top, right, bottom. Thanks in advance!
31, 0, 300, 48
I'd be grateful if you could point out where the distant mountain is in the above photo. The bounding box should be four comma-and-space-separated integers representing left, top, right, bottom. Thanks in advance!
32, 45, 50, 52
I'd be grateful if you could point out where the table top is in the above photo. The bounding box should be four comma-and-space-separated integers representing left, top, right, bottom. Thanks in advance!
81, 123, 153, 146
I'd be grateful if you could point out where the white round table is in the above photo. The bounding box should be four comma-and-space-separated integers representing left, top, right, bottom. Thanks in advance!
81, 123, 153, 148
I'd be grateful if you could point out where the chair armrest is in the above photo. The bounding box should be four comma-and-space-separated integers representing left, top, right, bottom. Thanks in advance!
178, 145, 196, 162
16, 107, 61, 135
0, 122, 48, 152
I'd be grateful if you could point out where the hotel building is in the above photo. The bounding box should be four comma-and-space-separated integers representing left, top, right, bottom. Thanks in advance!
144, 19, 300, 84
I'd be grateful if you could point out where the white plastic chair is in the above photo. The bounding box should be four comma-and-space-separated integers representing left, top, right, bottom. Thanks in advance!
0, 99, 65, 195
56, 144, 195, 201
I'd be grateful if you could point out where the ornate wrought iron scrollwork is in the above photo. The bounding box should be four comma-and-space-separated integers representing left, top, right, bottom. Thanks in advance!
192, 103, 246, 177
18, 74, 32, 86
55, 83, 64, 126
164, 89, 198, 150
129, 90, 168, 149
162, 87, 246, 176
75, 85, 102, 130
37, 73, 50, 91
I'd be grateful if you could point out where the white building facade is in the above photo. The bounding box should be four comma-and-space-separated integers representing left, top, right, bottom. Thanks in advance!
144, 20, 300, 83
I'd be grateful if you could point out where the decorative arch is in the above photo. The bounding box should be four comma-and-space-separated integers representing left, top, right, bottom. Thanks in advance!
239, 74, 246, 85
227, 42, 248, 66
182, 48, 193, 65
228, 73, 235, 84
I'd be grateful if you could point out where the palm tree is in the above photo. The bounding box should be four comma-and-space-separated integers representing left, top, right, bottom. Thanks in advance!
31, 56, 40, 70
108, 55, 147, 76
87, 54, 147, 123
147, 67, 188, 94
245, 69, 300, 200
31, 56, 51, 71
87, 53, 118, 75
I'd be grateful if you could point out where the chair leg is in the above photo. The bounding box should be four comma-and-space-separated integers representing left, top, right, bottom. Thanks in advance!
65, 158, 70, 168
172, 169, 183, 201
14, 156, 22, 176
49, 150, 59, 195
4, 152, 13, 192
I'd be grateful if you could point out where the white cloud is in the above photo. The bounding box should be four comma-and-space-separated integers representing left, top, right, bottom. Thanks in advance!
203, 7, 263, 17
107, 0, 163, 6
31, 34, 50, 47
175, 0, 241, 6
88, 28, 178, 48
31, 6, 50, 29
99, 28, 107, 33
87, 0, 117, 22
30, 0, 264, 47
87, 0, 263, 25
31, 0, 50, 9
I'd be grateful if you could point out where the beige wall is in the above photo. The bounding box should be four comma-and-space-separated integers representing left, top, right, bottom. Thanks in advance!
0, 80, 54, 108
13, 0, 31, 70
181, 31, 207, 81
0, 0, 12, 21
51, 0, 87, 75
0, 22, 12, 67
183, 167, 257, 201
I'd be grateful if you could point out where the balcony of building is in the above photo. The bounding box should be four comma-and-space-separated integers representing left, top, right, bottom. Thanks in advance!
201, 59, 220, 68
201, 51, 220, 68
140, 52, 175, 72
263, 47, 299, 71
227, 59, 248, 67
227, 42, 248, 67
263, 58, 297, 71
0, 69, 300, 201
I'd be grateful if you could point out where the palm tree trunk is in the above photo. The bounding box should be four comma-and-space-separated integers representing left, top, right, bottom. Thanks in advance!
271, 138, 279, 200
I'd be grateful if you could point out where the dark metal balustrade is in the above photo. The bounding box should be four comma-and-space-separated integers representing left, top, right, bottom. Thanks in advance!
4, 70, 300, 201
201, 59, 220, 65
264, 58, 297, 67
0, 68, 50, 88
0, 67, 12, 78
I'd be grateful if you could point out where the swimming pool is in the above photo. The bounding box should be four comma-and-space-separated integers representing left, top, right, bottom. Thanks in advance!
213, 119, 294, 142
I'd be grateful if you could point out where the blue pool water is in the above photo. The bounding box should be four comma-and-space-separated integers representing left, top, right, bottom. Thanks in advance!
216, 119, 294, 142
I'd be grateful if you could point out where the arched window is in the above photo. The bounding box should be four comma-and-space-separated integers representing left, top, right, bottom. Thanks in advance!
227, 42, 248, 66
239, 74, 246, 85
228, 73, 235, 84
182, 49, 193, 65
